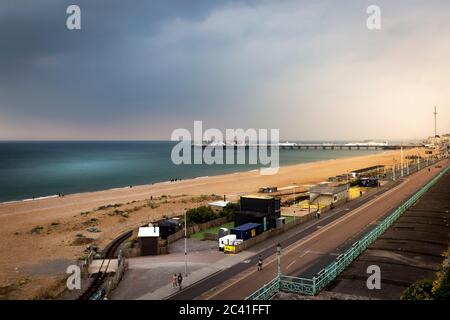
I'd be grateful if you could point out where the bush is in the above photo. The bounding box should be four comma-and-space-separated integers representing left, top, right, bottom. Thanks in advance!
219, 202, 240, 221
401, 279, 434, 300
432, 269, 450, 300
186, 206, 217, 225
147, 201, 159, 209
96, 203, 121, 210
30, 226, 44, 234
185, 202, 239, 225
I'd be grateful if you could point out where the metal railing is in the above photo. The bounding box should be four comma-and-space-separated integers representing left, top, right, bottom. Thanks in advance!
246, 161, 449, 300
280, 276, 315, 296
246, 277, 280, 300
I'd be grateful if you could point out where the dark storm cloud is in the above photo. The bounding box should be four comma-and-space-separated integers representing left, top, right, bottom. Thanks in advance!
0, 0, 257, 123
1, 0, 450, 140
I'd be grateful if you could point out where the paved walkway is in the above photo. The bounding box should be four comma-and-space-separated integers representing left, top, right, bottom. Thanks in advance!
110, 238, 254, 299
137, 251, 254, 300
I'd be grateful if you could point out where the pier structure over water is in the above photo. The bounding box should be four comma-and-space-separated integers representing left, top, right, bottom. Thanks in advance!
193, 143, 423, 151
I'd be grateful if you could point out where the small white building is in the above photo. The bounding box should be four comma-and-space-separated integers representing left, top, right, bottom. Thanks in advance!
138, 225, 160, 256
208, 200, 230, 213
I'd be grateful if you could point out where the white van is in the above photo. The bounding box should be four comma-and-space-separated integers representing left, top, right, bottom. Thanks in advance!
218, 234, 237, 251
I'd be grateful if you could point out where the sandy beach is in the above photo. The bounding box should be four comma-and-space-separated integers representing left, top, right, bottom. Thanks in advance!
0, 148, 428, 299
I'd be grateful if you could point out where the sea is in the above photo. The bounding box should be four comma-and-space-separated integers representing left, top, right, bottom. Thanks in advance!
0, 141, 388, 203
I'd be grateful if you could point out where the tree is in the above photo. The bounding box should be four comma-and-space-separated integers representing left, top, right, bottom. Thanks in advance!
220, 202, 240, 221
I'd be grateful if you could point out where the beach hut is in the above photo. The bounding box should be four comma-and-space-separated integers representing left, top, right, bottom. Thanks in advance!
138, 225, 159, 256
258, 186, 278, 193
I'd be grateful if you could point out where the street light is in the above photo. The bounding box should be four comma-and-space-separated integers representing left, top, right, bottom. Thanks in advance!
400, 146, 404, 177
293, 185, 296, 206
392, 159, 396, 181
276, 243, 282, 290
277, 243, 282, 276
184, 209, 188, 277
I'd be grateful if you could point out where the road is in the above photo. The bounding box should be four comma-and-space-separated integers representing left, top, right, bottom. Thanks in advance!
169, 159, 449, 300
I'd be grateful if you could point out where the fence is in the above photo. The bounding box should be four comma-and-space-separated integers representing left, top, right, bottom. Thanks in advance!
89, 250, 128, 300
104, 251, 128, 299
388, 152, 447, 180
246, 163, 449, 300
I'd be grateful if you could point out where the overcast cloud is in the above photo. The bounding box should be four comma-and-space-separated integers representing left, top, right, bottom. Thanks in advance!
1, 0, 449, 140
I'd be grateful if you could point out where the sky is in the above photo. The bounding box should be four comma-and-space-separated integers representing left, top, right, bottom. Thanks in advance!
1, 0, 449, 141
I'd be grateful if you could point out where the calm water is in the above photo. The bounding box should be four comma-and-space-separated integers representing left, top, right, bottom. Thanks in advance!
0, 141, 385, 202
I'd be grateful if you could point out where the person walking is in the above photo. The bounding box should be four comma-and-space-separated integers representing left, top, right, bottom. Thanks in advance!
257, 255, 263, 271
172, 273, 178, 288
177, 273, 183, 290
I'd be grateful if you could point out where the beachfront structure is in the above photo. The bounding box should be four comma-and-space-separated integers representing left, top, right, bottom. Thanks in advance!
208, 200, 230, 213
328, 173, 353, 183
231, 223, 263, 241
424, 134, 450, 149
259, 186, 278, 193
309, 182, 348, 208
235, 194, 281, 231
158, 218, 181, 240
349, 165, 385, 178
358, 177, 380, 188
138, 225, 159, 256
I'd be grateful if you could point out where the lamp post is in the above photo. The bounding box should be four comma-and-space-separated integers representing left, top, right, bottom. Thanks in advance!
293, 185, 296, 206
184, 209, 188, 277
400, 146, 404, 177
277, 243, 282, 288
406, 159, 410, 175
392, 160, 396, 181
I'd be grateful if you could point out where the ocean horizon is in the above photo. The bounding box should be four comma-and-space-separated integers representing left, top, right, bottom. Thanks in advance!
0, 140, 393, 203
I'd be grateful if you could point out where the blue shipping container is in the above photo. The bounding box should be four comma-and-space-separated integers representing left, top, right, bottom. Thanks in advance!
231, 223, 263, 240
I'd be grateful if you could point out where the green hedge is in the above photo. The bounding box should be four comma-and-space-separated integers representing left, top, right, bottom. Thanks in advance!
186, 202, 240, 225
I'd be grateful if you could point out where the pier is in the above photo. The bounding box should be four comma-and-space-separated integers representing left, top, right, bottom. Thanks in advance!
193, 144, 423, 150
